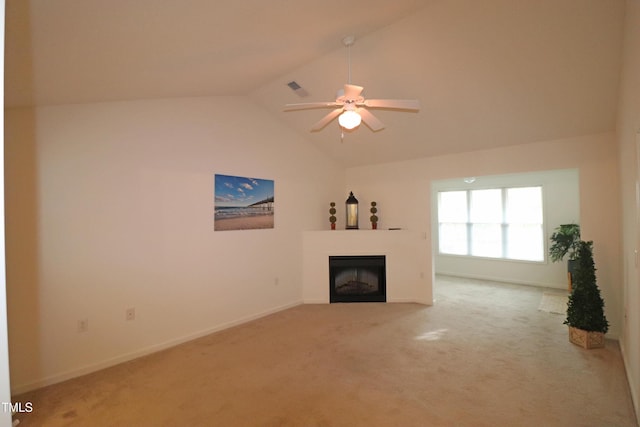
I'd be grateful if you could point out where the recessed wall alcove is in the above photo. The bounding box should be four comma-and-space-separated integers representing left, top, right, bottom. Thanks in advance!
302, 230, 432, 304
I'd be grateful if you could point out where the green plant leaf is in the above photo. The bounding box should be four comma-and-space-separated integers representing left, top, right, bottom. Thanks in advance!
549, 223, 581, 262
564, 240, 608, 333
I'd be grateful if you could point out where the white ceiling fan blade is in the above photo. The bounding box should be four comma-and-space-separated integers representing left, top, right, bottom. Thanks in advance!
361, 99, 420, 110
284, 101, 340, 111
358, 108, 385, 132
311, 108, 344, 131
344, 84, 364, 99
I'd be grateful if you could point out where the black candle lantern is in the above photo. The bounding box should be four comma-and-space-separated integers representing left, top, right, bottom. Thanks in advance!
345, 191, 359, 229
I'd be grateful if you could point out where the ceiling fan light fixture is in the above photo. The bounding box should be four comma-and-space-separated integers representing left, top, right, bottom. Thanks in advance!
338, 110, 361, 130
283, 36, 419, 133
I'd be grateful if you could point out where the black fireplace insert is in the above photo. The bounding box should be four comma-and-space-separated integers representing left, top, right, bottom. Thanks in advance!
329, 255, 386, 303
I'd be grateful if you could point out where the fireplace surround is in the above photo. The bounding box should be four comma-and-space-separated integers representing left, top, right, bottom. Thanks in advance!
302, 230, 431, 304
329, 255, 386, 303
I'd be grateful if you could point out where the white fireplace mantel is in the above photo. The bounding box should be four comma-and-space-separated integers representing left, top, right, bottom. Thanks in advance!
302, 230, 432, 304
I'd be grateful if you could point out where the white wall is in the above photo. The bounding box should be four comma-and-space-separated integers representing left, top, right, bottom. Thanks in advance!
4, 96, 344, 393
433, 169, 580, 289
0, 0, 13, 425
616, 0, 640, 419
345, 132, 622, 337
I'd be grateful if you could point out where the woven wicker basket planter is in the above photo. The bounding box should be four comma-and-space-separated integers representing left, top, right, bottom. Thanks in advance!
568, 326, 605, 349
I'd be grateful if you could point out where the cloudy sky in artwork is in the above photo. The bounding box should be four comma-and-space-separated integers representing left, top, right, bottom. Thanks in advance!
214, 174, 274, 207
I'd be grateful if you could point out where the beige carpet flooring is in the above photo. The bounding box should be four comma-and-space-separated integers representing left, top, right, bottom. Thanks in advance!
12, 276, 638, 426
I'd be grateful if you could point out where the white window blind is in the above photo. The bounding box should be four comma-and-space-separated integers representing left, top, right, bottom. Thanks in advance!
437, 186, 544, 262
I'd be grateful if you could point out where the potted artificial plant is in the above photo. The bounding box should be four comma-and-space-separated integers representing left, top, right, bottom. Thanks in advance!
564, 240, 609, 349
370, 201, 378, 230
329, 202, 337, 230
549, 223, 581, 291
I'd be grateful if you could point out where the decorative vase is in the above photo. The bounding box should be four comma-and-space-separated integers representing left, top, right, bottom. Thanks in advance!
568, 326, 605, 349
567, 259, 577, 292
331, 223, 336, 230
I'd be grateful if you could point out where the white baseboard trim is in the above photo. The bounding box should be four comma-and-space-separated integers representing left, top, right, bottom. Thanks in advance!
11, 300, 303, 395
619, 339, 640, 426
435, 271, 566, 290
387, 298, 430, 305
303, 299, 328, 304
302, 298, 430, 305
387, 298, 412, 303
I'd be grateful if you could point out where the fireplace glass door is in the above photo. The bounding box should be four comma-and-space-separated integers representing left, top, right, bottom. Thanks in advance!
329, 255, 386, 303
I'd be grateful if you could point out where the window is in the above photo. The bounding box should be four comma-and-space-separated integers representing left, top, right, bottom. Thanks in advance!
437, 186, 544, 262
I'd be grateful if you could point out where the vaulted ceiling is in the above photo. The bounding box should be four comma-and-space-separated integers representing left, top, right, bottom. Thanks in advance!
5, 0, 626, 167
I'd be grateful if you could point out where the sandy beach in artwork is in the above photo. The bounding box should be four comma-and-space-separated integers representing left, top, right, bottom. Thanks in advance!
214, 213, 274, 231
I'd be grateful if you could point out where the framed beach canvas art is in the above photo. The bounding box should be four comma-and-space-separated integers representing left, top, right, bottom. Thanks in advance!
214, 174, 275, 231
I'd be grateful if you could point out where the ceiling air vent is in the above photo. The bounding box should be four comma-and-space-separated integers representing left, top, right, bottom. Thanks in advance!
287, 81, 308, 98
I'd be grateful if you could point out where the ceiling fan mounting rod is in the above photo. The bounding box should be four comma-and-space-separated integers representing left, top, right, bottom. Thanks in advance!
343, 35, 355, 84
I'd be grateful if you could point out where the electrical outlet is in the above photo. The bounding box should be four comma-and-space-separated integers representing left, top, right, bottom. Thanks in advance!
126, 308, 135, 321
77, 318, 88, 333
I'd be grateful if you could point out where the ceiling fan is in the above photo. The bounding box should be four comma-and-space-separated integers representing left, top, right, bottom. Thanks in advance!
284, 36, 420, 132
